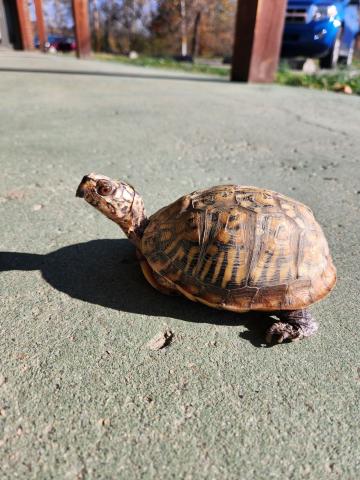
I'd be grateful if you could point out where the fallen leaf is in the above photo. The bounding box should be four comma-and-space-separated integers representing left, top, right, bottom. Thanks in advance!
333, 83, 352, 95
146, 329, 174, 351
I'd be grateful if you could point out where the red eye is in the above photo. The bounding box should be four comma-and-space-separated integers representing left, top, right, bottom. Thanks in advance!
96, 181, 113, 196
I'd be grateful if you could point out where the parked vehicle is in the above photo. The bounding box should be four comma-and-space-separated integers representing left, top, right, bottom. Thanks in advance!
56, 37, 76, 53
282, 0, 360, 68
34, 35, 76, 53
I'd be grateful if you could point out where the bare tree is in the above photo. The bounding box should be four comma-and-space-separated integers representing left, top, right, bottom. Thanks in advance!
44, 0, 72, 34
149, 0, 235, 59
93, 0, 151, 53
100, 0, 117, 52
179, 0, 187, 57
90, 0, 101, 51
117, 0, 150, 52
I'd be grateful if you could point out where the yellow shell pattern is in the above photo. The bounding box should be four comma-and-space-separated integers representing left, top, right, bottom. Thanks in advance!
141, 185, 336, 312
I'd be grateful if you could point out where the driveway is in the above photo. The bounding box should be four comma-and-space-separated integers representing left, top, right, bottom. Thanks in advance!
1, 51, 359, 479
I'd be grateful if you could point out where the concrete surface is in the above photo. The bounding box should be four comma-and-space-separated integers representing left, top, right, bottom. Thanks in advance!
0, 51, 359, 480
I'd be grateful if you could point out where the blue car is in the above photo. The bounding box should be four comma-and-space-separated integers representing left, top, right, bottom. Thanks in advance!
282, 0, 360, 68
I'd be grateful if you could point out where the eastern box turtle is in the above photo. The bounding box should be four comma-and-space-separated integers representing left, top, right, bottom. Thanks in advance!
76, 174, 336, 344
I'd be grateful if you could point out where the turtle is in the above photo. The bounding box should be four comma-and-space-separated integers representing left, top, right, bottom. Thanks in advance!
76, 174, 336, 344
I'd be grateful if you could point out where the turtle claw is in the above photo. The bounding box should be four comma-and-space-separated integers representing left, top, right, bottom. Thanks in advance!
266, 322, 302, 345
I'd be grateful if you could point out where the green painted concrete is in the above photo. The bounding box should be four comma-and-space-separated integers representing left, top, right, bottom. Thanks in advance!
0, 51, 359, 479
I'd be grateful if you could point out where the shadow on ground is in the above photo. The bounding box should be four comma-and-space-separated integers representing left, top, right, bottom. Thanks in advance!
1, 239, 276, 347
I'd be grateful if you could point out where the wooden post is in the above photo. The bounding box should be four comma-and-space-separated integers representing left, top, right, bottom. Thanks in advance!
72, 0, 91, 58
231, 0, 287, 83
34, 0, 47, 52
16, 0, 34, 50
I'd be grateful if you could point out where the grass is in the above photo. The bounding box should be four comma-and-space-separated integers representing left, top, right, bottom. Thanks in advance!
94, 52, 360, 95
276, 61, 360, 95
94, 53, 230, 77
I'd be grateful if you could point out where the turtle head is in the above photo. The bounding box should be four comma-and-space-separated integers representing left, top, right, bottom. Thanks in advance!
76, 173, 148, 247
76, 173, 134, 222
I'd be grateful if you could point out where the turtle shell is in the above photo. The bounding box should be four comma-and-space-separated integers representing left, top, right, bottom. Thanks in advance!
141, 185, 336, 312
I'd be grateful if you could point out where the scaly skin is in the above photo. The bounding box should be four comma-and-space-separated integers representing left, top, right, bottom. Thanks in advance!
266, 309, 318, 344
76, 173, 148, 249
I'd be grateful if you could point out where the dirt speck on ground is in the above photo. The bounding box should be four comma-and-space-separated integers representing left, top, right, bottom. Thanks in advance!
98, 418, 111, 427
32, 203, 44, 211
4, 190, 26, 201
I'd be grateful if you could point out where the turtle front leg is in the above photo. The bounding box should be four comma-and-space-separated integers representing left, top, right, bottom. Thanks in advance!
266, 309, 318, 344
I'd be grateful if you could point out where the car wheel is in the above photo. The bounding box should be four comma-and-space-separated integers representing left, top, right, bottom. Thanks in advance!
320, 29, 342, 69
288, 59, 306, 70
338, 39, 355, 67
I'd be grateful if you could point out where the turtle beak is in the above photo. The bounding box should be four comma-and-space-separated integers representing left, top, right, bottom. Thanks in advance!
76, 176, 89, 198
76, 184, 85, 198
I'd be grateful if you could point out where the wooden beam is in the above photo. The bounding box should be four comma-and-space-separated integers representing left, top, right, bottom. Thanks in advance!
72, 0, 91, 58
231, 0, 287, 83
16, 0, 34, 51
34, 0, 47, 52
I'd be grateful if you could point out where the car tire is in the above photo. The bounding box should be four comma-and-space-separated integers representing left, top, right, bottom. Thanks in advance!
320, 29, 342, 69
288, 59, 306, 70
338, 39, 355, 67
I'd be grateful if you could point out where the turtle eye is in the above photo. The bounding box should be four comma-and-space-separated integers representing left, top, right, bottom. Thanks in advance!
96, 180, 114, 197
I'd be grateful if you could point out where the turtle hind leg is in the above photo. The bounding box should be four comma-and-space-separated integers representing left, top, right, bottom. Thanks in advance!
266, 309, 318, 344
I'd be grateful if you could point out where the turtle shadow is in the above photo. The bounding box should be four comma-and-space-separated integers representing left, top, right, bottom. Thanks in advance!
0, 239, 277, 347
